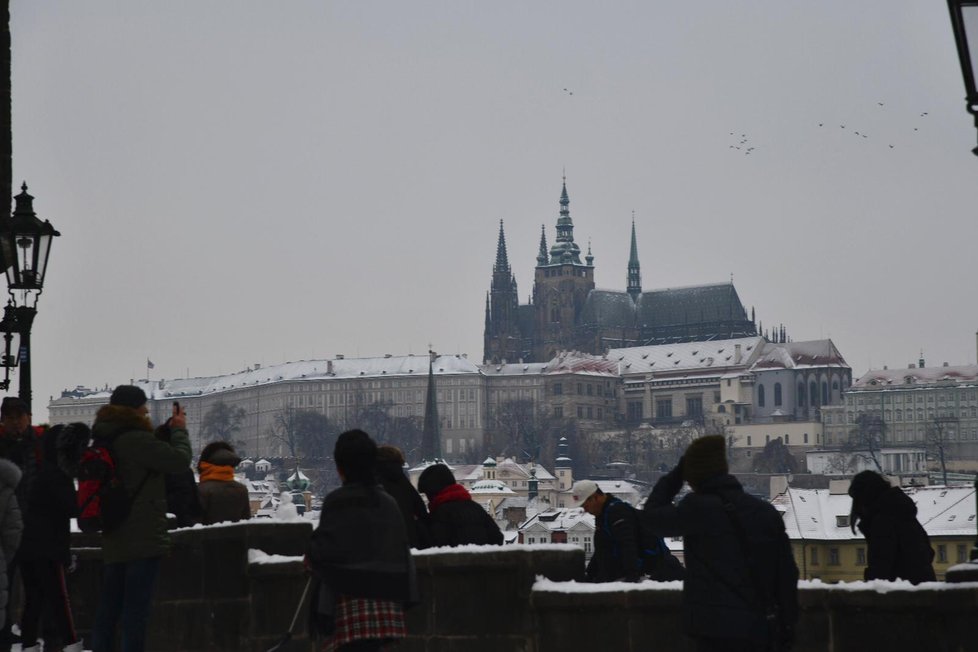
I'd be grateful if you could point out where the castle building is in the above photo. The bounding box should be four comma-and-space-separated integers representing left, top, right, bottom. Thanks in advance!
484, 179, 758, 364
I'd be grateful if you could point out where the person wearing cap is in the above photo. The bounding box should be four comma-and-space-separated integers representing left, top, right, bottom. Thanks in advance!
0, 396, 42, 650
90, 385, 192, 652
642, 435, 798, 652
569, 479, 644, 582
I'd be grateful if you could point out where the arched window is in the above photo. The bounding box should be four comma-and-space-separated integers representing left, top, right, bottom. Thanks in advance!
821, 381, 829, 405
758, 384, 766, 408
810, 381, 818, 406
774, 383, 783, 407
798, 383, 806, 407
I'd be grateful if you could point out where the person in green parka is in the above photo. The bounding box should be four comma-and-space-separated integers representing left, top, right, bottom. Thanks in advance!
90, 386, 192, 652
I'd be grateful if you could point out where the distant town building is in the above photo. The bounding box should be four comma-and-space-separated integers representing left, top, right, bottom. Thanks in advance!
823, 359, 978, 470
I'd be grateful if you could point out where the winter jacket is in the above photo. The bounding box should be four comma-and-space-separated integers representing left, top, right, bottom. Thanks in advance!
20, 428, 76, 563
307, 482, 415, 602
0, 458, 23, 629
0, 425, 42, 520
858, 487, 936, 584
198, 448, 251, 525
92, 405, 192, 564
425, 484, 503, 548
643, 468, 799, 648
587, 497, 643, 582
376, 460, 428, 549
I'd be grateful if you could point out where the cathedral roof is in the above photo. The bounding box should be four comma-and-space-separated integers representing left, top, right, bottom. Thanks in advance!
580, 290, 637, 328
637, 282, 748, 328
751, 340, 849, 371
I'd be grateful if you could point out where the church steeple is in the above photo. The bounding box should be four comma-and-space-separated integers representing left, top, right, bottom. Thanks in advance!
494, 219, 510, 274
421, 352, 442, 461
537, 224, 549, 266
627, 212, 641, 300
549, 176, 583, 264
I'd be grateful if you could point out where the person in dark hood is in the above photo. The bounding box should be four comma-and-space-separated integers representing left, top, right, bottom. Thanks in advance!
375, 446, 428, 549
417, 464, 502, 547
155, 420, 201, 528
642, 435, 798, 652
197, 441, 251, 525
848, 470, 935, 584
18, 423, 86, 652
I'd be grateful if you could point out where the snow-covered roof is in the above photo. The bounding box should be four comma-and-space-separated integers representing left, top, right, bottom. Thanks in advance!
470, 479, 516, 494
772, 484, 976, 541
750, 340, 849, 371
541, 352, 620, 377
481, 362, 549, 376
607, 336, 765, 376
852, 364, 978, 389
520, 508, 595, 533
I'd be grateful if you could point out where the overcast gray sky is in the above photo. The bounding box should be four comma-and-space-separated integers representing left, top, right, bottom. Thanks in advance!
9, 1, 978, 422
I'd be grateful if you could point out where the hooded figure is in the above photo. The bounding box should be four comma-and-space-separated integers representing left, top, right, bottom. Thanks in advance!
197, 441, 251, 525
848, 470, 936, 584
417, 464, 502, 547
642, 435, 799, 651
375, 446, 428, 549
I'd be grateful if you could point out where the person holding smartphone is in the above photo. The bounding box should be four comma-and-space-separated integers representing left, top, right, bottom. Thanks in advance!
90, 386, 192, 652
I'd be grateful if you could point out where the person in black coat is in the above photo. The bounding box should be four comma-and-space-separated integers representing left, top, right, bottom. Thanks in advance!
848, 470, 936, 584
569, 480, 643, 582
155, 422, 201, 528
19, 423, 86, 652
417, 464, 502, 547
376, 446, 428, 549
642, 435, 799, 652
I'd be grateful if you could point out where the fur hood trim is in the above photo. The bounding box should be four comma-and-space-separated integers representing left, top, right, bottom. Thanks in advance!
93, 404, 154, 437
0, 457, 22, 489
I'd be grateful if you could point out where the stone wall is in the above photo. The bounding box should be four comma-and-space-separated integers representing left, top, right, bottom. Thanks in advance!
66, 526, 978, 652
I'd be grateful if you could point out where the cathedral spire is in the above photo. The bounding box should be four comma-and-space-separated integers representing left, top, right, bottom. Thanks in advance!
494, 219, 510, 273
627, 212, 641, 300
550, 175, 582, 264
537, 224, 549, 266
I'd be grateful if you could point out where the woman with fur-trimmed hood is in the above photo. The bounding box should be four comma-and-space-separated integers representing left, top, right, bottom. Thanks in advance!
197, 441, 251, 525
90, 386, 192, 652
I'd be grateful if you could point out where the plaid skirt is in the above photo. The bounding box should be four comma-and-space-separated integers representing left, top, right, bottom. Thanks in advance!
322, 595, 407, 652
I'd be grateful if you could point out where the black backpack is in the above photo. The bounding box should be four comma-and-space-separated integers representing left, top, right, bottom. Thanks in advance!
603, 497, 686, 581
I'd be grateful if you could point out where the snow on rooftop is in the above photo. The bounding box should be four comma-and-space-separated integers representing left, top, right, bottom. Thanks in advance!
772, 484, 976, 541
608, 336, 764, 376
853, 364, 978, 388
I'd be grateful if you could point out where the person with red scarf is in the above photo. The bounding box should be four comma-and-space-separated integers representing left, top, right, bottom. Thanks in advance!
197, 442, 250, 525
417, 464, 502, 547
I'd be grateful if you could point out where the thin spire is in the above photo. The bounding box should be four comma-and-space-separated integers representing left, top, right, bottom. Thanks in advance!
537, 224, 549, 266
585, 239, 594, 266
421, 352, 442, 460
494, 219, 510, 273
551, 175, 582, 264
627, 213, 641, 300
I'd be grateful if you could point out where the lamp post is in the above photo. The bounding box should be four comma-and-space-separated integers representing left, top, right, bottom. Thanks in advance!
0, 182, 59, 413
947, 0, 978, 156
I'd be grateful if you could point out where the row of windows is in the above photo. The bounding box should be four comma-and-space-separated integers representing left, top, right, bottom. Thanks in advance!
810, 544, 967, 566
743, 433, 814, 446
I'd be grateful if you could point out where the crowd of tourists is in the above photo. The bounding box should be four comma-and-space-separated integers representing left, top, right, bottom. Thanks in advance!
0, 384, 940, 652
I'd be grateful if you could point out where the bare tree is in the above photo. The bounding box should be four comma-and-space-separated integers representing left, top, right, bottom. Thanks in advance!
201, 401, 247, 449
844, 413, 887, 473
926, 416, 959, 486
751, 437, 799, 474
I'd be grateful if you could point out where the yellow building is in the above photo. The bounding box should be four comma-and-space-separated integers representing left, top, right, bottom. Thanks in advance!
771, 480, 976, 581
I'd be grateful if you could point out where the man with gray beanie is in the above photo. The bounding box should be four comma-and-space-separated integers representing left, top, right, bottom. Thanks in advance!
641, 435, 798, 651
90, 385, 192, 652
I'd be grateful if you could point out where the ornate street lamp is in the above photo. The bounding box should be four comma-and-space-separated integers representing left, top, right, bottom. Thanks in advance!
0, 183, 60, 412
947, 0, 978, 155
